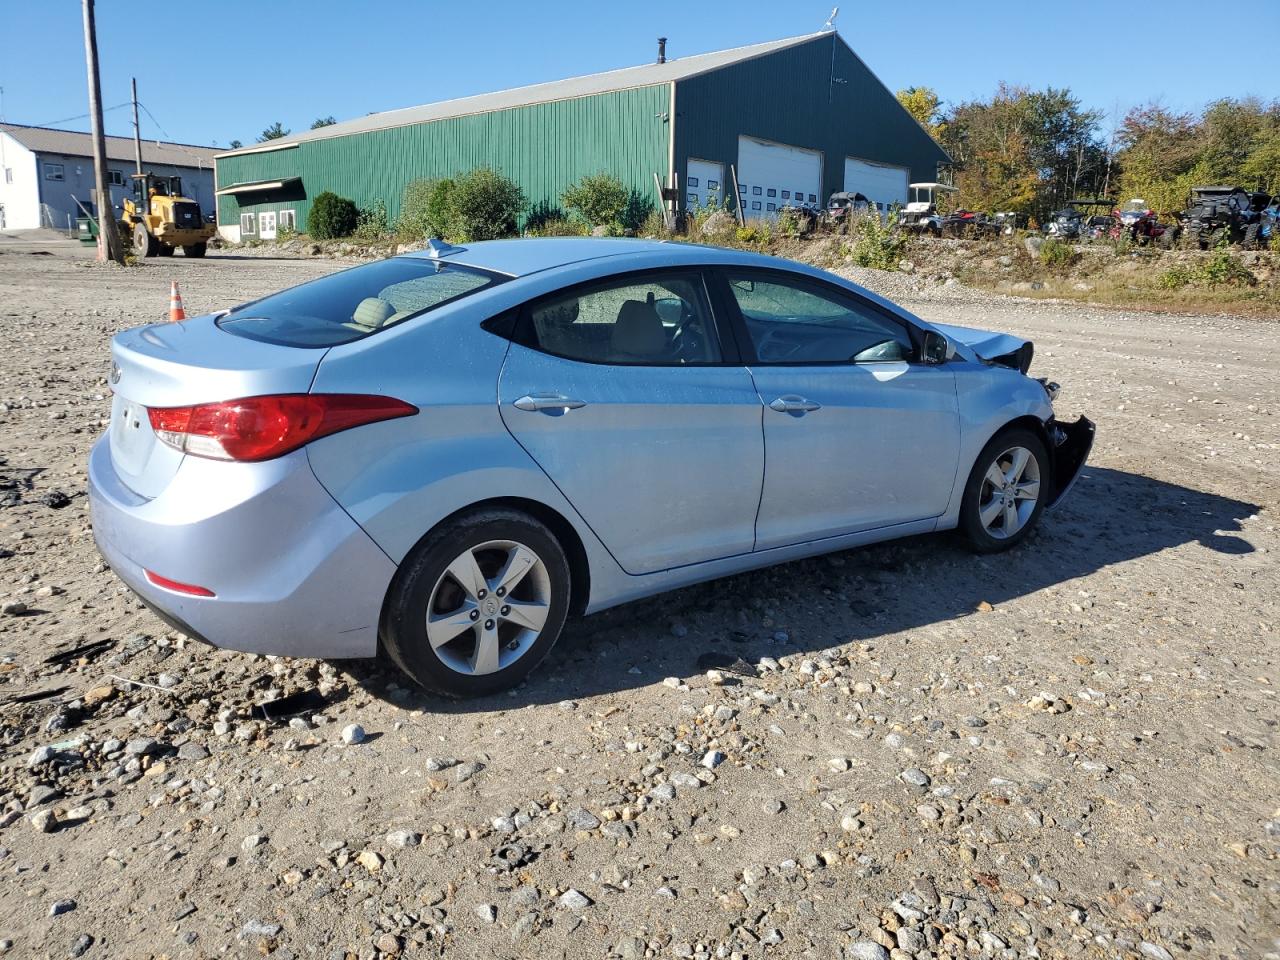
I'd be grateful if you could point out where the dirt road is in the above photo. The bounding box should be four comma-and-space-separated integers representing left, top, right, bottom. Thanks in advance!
0, 247, 1276, 960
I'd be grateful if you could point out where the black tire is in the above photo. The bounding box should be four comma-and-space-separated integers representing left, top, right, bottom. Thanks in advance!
132, 223, 154, 258
381, 508, 571, 698
958, 427, 1049, 553
183, 242, 207, 258
1243, 223, 1259, 250
157, 244, 174, 257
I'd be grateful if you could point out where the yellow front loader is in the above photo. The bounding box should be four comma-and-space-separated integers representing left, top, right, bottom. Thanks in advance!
120, 172, 214, 258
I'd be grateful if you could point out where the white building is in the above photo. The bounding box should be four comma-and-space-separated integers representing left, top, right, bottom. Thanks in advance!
0, 123, 218, 231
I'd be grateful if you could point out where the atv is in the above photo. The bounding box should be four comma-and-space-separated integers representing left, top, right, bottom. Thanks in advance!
1111, 199, 1173, 246
1174, 186, 1271, 249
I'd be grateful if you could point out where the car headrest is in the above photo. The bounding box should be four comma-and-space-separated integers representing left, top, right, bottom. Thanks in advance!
352, 297, 397, 330
612, 299, 666, 357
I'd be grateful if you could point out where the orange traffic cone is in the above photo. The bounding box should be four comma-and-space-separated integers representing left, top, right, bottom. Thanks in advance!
168, 281, 186, 322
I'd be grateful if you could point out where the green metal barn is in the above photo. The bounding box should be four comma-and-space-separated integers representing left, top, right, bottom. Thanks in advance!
214, 30, 949, 241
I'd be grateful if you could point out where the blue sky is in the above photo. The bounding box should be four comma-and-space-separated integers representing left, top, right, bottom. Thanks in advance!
2, 0, 1276, 148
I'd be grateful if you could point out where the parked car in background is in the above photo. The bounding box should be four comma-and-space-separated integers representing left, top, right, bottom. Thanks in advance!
90, 239, 1093, 697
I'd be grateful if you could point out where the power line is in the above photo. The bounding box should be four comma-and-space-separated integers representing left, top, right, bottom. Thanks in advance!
29, 102, 131, 128
136, 100, 212, 167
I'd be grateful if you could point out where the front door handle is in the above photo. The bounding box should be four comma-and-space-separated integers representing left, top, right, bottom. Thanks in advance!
513, 394, 587, 413
769, 395, 821, 414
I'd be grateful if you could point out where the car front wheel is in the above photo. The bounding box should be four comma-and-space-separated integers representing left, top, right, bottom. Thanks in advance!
959, 428, 1048, 553
382, 508, 570, 697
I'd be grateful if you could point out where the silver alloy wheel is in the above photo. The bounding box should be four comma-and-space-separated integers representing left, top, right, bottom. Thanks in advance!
425, 539, 552, 676
978, 445, 1041, 539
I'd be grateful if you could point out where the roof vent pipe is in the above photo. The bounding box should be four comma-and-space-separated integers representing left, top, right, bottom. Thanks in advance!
657, 37, 667, 64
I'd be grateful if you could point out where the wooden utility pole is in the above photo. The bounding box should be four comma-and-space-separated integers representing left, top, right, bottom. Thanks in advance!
131, 77, 143, 175
82, 0, 123, 263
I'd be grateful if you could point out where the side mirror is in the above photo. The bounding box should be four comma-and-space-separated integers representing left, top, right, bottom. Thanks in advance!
921, 330, 951, 365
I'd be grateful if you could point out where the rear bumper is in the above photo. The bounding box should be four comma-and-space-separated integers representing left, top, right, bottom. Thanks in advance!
1046, 415, 1095, 511
88, 436, 395, 658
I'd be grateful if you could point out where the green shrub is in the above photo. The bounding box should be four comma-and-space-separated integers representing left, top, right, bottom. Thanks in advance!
848, 210, 908, 270
1200, 247, 1256, 287
526, 217, 588, 237
398, 177, 455, 239
561, 173, 629, 230
307, 191, 358, 239
1157, 265, 1194, 289
735, 220, 773, 249
1157, 251, 1256, 289
1038, 237, 1078, 269
353, 198, 390, 241
448, 167, 525, 241
639, 208, 671, 238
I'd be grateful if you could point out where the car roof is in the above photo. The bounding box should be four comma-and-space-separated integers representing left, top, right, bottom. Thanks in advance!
396, 237, 794, 279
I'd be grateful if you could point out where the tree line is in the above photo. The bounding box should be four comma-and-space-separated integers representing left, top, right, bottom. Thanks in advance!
897, 86, 1280, 225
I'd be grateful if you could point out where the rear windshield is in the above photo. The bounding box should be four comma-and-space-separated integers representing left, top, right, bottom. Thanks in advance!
218, 258, 504, 347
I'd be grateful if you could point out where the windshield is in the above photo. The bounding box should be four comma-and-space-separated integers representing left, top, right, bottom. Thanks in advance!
218, 258, 504, 347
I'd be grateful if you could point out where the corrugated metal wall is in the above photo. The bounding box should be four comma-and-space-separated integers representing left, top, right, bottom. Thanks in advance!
217, 86, 671, 232
673, 34, 949, 214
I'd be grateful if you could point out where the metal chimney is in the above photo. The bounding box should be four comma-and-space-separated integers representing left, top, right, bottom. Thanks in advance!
657, 37, 667, 64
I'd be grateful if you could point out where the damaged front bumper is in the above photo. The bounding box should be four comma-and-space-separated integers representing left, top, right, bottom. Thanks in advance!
1045, 415, 1095, 511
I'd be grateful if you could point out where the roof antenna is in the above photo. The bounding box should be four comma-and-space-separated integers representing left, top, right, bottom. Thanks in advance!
822, 7, 838, 31
657, 37, 667, 64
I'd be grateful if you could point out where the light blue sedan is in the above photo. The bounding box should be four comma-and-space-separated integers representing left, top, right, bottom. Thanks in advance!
89, 238, 1093, 696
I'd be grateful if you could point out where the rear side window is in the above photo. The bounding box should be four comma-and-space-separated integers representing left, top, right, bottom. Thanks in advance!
516, 272, 721, 365
218, 258, 503, 347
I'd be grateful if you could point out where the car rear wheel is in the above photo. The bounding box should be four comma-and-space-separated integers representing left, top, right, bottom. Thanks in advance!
382, 509, 570, 697
959, 428, 1048, 553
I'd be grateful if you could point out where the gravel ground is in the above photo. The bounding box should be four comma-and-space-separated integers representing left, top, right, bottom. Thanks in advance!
0, 245, 1277, 960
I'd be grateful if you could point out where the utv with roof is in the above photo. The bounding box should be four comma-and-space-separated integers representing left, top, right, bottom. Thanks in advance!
1175, 186, 1271, 249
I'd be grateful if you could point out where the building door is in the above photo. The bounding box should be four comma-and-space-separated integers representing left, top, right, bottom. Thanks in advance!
258, 210, 277, 240
686, 159, 725, 212
843, 158, 909, 212
737, 136, 822, 220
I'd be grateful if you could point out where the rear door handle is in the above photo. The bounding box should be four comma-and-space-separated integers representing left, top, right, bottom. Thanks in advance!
769, 395, 821, 414
513, 394, 587, 412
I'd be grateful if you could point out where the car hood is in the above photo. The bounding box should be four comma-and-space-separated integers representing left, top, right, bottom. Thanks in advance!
930, 322, 1034, 373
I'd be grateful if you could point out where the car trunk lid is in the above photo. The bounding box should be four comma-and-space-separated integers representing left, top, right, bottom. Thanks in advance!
108, 314, 325, 498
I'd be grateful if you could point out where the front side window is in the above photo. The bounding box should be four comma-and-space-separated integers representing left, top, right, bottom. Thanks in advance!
520, 272, 721, 365
44, 163, 64, 181
726, 272, 913, 364
219, 258, 503, 347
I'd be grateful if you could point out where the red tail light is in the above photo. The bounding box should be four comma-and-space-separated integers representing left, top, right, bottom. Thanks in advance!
148, 394, 417, 462
145, 570, 216, 597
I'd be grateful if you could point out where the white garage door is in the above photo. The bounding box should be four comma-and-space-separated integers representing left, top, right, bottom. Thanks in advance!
843, 158, 909, 210
686, 159, 725, 211
737, 136, 822, 220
